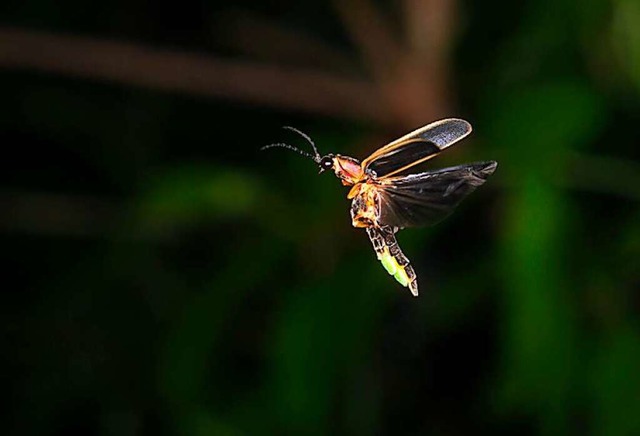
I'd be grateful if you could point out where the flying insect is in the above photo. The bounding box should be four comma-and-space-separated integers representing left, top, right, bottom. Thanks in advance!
263, 119, 497, 296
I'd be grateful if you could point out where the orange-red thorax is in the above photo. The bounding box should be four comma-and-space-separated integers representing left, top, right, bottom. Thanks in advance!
330, 155, 372, 200
332, 155, 365, 185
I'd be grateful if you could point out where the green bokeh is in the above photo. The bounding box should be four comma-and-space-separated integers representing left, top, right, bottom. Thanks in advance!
1, 1, 639, 435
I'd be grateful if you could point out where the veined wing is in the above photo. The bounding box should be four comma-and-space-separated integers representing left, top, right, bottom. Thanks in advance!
361, 119, 472, 178
374, 161, 497, 228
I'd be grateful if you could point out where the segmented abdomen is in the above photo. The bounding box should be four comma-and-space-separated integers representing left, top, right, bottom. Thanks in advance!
366, 226, 418, 296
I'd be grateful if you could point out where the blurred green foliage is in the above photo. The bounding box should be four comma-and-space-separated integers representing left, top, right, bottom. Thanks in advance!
1, 0, 640, 435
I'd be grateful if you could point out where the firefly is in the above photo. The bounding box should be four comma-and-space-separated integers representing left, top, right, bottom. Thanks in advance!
263, 119, 497, 296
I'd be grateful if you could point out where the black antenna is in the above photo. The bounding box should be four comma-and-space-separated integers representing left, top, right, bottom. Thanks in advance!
260, 142, 319, 162
282, 126, 320, 159
261, 126, 321, 163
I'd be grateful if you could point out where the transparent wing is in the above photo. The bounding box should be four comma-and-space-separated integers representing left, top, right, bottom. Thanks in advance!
361, 118, 472, 178
375, 161, 497, 228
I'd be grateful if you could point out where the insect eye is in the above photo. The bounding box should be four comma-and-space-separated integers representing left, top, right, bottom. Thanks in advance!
320, 156, 334, 169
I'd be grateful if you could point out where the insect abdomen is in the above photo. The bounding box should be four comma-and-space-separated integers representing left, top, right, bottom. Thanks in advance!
366, 226, 418, 296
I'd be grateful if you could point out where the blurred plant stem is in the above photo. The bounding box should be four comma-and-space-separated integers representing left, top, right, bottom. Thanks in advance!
0, 27, 383, 123
0, 190, 125, 237
4, 148, 639, 238
0, 0, 456, 129
612, 0, 640, 90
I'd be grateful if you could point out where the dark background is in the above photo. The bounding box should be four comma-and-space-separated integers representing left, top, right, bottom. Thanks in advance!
2, 0, 639, 435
